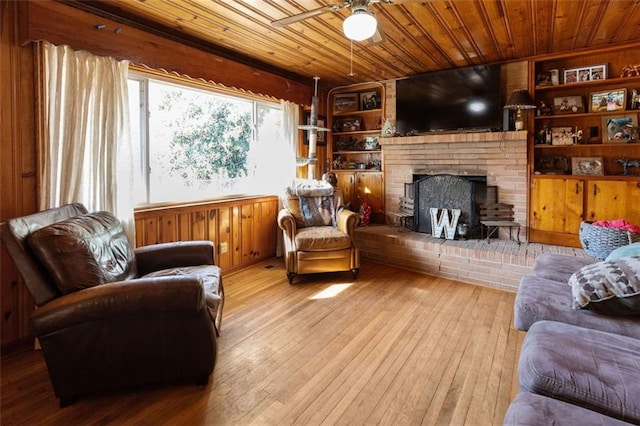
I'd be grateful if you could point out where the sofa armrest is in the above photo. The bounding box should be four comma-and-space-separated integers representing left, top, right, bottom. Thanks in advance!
337, 208, 360, 237
278, 209, 297, 238
31, 276, 206, 336
135, 241, 215, 275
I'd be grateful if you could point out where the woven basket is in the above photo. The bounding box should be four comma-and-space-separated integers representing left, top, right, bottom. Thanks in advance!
579, 221, 640, 260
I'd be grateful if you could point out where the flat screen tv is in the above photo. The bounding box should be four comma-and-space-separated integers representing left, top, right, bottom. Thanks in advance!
395, 64, 503, 134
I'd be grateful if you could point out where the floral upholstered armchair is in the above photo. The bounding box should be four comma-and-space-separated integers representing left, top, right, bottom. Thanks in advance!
278, 179, 360, 284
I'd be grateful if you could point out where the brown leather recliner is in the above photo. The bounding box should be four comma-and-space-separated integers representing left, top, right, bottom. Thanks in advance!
1, 203, 223, 407
278, 179, 360, 284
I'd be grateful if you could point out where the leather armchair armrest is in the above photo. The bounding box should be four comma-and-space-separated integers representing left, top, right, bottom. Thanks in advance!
135, 241, 215, 275
31, 277, 205, 336
278, 209, 297, 238
336, 209, 360, 236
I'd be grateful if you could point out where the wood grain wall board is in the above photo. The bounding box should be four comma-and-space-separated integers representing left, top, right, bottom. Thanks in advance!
21, 0, 314, 105
78, 0, 640, 87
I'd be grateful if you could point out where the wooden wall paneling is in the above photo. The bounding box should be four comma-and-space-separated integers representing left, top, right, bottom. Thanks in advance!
252, 201, 262, 259
241, 203, 254, 264
231, 206, 242, 268
144, 218, 158, 246
217, 207, 231, 270
134, 218, 146, 247
1, 0, 38, 348
190, 210, 207, 241
158, 214, 177, 243
261, 199, 278, 259
178, 212, 191, 241
21, 1, 313, 106
206, 208, 218, 260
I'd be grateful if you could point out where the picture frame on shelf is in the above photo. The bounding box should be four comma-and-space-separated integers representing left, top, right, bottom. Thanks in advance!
630, 88, 640, 110
553, 95, 584, 113
590, 64, 607, 80
563, 64, 607, 84
359, 91, 380, 111
302, 112, 326, 146
589, 89, 626, 112
334, 117, 361, 133
571, 157, 604, 176
333, 93, 358, 113
601, 114, 638, 143
551, 127, 574, 145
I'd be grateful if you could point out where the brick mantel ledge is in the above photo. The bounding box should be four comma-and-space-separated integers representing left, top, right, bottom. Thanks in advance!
379, 130, 526, 146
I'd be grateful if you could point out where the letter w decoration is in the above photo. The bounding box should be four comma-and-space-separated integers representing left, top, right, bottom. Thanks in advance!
429, 208, 461, 239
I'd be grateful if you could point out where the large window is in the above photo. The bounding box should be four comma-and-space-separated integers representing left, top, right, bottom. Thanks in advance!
128, 75, 283, 205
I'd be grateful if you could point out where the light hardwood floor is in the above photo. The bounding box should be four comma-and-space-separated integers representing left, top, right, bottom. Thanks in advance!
1, 260, 525, 425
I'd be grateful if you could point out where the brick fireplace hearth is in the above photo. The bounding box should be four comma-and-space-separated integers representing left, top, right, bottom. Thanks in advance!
359, 131, 543, 291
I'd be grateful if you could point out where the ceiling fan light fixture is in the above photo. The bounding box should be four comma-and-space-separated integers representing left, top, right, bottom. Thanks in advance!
343, 9, 377, 41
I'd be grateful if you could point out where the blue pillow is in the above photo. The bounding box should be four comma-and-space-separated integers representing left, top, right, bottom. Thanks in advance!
606, 242, 640, 261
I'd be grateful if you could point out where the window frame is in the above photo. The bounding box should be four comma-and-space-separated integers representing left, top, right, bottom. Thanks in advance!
128, 67, 282, 207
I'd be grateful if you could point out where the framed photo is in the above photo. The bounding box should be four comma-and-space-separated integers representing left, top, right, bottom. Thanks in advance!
302, 112, 327, 145
601, 114, 638, 142
563, 64, 607, 84
551, 127, 574, 145
590, 64, 607, 81
359, 91, 380, 110
333, 93, 358, 114
572, 157, 604, 176
553, 96, 584, 113
590, 89, 626, 112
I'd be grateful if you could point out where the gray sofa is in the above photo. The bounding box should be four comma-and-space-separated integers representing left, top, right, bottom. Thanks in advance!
505, 253, 640, 425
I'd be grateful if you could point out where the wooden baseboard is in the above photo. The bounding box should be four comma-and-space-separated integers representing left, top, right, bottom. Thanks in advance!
1, 337, 35, 358
529, 229, 581, 247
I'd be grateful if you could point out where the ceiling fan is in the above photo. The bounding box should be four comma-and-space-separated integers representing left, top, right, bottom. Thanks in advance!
271, 0, 394, 43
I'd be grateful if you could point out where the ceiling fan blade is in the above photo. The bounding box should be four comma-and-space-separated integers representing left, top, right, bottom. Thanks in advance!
271, 5, 342, 27
368, 26, 386, 45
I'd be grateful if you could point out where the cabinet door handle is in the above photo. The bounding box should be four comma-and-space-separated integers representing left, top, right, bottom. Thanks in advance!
575, 182, 580, 194
593, 184, 599, 196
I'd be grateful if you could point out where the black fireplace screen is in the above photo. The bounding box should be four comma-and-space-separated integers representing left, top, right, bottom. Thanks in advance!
413, 174, 487, 237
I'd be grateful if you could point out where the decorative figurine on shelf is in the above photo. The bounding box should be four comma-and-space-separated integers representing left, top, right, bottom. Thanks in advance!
571, 128, 584, 144
616, 158, 640, 176
538, 101, 553, 116
621, 64, 640, 78
381, 118, 396, 138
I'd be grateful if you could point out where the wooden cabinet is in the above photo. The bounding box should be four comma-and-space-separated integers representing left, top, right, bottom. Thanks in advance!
528, 42, 640, 245
336, 172, 385, 223
530, 176, 640, 247
328, 82, 385, 223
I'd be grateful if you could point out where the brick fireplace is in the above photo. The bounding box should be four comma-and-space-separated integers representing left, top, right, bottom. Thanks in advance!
380, 131, 528, 237
353, 131, 538, 291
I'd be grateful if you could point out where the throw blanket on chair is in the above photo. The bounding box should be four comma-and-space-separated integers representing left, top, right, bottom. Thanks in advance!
288, 179, 336, 227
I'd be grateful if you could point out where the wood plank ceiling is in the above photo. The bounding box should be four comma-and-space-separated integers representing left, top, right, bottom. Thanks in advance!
81, 0, 640, 88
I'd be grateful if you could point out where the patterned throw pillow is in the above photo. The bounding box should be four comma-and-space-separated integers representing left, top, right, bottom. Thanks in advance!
568, 256, 640, 315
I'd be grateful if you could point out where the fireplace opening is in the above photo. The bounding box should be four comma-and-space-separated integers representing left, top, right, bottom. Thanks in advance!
411, 173, 494, 238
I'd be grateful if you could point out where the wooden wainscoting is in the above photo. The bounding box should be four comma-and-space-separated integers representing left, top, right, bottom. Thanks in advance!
135, 195, 279, 274
0, 259, 524, 425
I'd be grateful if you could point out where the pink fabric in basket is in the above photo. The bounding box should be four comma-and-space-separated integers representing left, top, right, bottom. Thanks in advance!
593, 219, 640, 234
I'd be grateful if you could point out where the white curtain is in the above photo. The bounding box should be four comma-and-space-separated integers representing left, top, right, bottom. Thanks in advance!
42, 42, 135, 243
275, 99, 299, 256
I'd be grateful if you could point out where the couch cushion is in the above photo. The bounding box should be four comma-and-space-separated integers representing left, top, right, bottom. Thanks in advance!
294, 226, 352, 251
504, 392, 634, 426
532, 253, 597, 283
142, 265, 222, 327
514, 274, 640, 339
518, 320, 640, 424
568, 256, 640, 315
606, 242, 640, 261
28, 211, 137, 294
